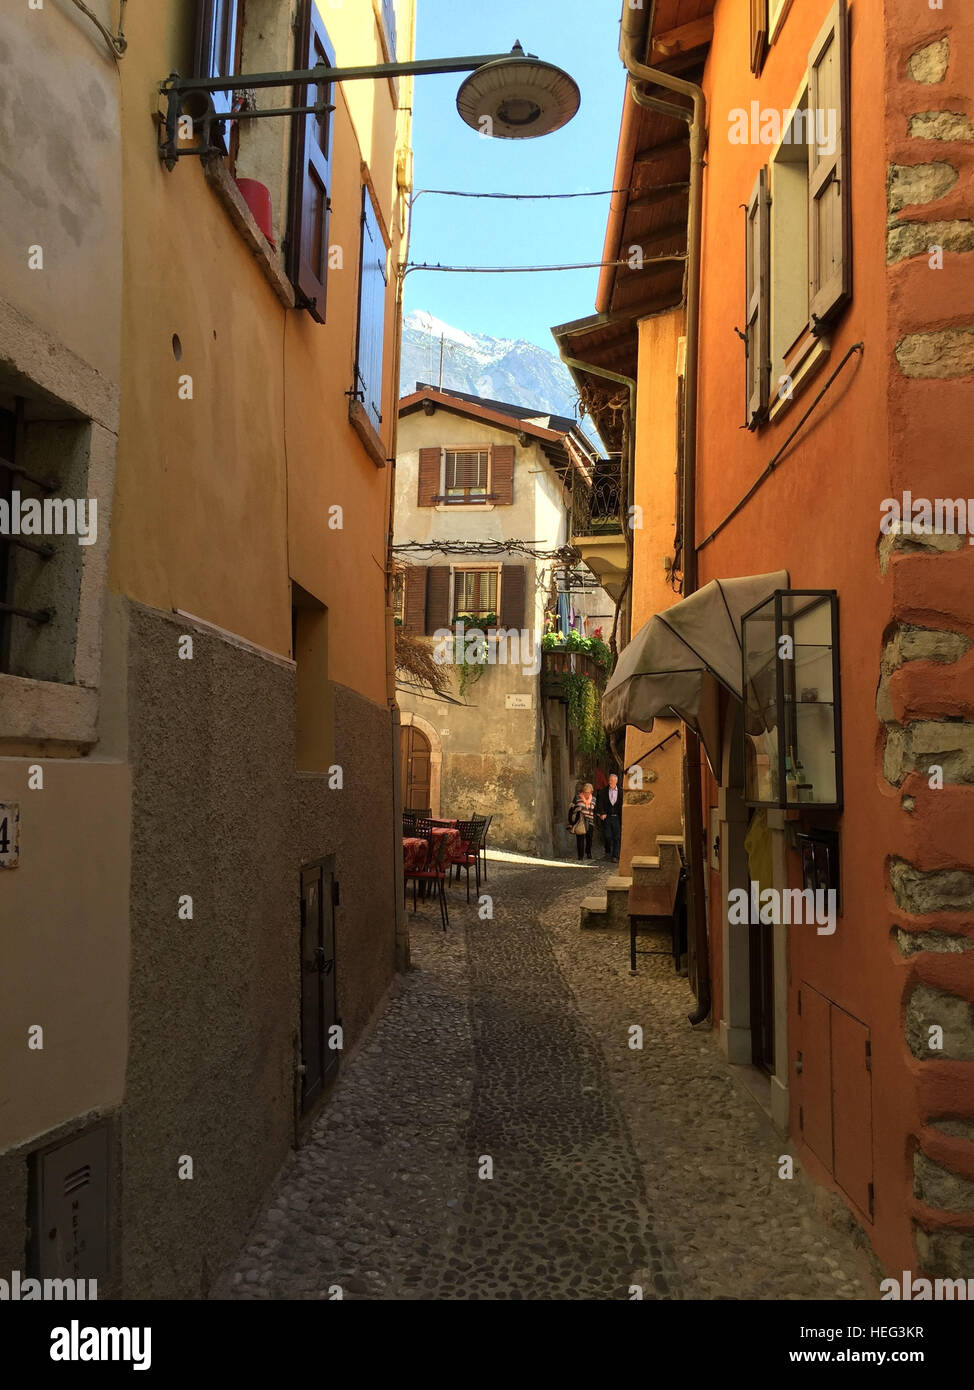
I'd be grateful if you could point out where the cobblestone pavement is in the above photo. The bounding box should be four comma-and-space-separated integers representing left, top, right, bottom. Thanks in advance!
221, 858, 879, 1301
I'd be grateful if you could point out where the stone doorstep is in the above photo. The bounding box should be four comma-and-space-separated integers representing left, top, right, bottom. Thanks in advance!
580, 877, 633, 931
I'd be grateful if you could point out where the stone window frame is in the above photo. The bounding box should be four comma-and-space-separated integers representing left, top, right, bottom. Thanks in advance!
0, 296, 117, 749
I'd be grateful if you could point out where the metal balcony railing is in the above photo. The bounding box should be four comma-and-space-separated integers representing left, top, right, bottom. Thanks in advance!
571, 461, 623, 538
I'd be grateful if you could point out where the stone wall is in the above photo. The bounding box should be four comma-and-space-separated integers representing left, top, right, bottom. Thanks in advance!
882, 7, 974, 1278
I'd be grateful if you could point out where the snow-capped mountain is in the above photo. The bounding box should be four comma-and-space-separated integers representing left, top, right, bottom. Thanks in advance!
400, 310, 584, 425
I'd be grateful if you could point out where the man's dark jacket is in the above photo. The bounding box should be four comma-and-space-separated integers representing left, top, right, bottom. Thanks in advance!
596, 786, 623, 821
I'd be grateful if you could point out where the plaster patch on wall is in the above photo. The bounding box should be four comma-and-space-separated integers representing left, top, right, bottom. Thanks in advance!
893, 925, 974, 956
887, 219, 974, 264
891, 859, 974, 914
908, 111, 974, 142
905, 983, 974, 1060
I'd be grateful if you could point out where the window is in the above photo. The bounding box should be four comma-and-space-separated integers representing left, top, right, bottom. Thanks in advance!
0, 395, 91, 684
750, 0, 794, 71
195, 0, 242, 119
287, 2, 335, 322
742, 590, 842, 810
354, 186, 388, 432
453, 569, 498, 621
744, 0, 851, 427
444, 450, 489, 503
380, 0, 397, 60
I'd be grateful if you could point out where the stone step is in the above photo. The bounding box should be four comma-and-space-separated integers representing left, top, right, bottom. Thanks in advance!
580, 876, 633, 931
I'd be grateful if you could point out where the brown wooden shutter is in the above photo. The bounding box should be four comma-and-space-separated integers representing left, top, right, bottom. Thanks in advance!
750, 0, 768, 76
402, 566, 427, 634
195, 0, 241, 117
745, 167, 770, 429
425, 566, 450, 634
287, 1, 335, 323
491, 444, 514, 505
418, 447, 441, 506
808, 0, 852, 327
500, 565, 525, 630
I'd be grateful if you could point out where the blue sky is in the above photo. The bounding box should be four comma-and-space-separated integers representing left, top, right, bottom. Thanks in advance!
403, 0, 626, 350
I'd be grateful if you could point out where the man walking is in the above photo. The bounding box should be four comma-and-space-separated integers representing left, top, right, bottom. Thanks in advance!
597, 772, 623, 863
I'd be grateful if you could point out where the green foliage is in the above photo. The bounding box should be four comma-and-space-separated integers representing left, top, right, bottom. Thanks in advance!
563, 672, 606, 756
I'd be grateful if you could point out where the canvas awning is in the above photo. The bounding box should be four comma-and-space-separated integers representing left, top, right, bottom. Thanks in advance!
601, 571, 789, 771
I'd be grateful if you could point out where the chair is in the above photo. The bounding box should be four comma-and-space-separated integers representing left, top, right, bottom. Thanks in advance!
404, 824, 450, 930
473, 814, 492, 881
450, 819, 485, 902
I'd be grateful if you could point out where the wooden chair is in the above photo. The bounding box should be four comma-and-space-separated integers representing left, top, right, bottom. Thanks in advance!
450, 819, 485, 902
474, 814, 492, 881
405, 824, 450, 930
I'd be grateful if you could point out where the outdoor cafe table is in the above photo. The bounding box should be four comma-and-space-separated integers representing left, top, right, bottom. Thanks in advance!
402, 825, 462, 873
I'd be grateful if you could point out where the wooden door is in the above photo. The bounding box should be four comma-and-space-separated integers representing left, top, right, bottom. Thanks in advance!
400, 725, 431, 810
300, 860, 338, 1113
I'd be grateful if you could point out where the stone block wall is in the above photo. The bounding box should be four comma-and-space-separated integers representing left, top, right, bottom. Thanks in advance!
882, 4, 974, 1278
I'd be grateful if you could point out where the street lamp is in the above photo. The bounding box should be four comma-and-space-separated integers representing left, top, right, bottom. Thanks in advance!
159, 41, 580, 169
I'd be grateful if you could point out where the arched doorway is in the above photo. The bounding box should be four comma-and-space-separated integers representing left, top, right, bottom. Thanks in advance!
400, 724, 432, 811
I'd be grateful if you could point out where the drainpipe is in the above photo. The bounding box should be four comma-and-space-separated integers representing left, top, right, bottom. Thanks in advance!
618, 2, 710, 1024
556, 351, 635, 658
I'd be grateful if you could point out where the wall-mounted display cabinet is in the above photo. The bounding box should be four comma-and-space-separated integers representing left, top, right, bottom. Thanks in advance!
742, 590, 842, 810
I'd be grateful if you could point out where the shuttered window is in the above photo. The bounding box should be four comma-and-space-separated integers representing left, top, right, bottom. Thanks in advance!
745, 168, 770, 429
453, 570, 498, 620
743, 0, 851, 425
195, 0, 242, 117
499, 564, 525, 630
491, 444, 514, 506
426, 566, 451, 634
287, 2, 335, 322
444, 450, 488, 502
401, 567, 426, 634
355, 187, 388, 431
749, 0, 768, 76
808, 0, 852, 327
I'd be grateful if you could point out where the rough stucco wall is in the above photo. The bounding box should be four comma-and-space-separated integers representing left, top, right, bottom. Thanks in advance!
122, 603, 297, 1298
120, 603, 398, 1297
295, 681, 398, 1046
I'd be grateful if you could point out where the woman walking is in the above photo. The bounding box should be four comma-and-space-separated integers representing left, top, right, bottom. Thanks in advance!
568, 782, 596, 862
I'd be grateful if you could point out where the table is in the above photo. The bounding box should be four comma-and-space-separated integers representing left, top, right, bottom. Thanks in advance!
402, 826, 462, 873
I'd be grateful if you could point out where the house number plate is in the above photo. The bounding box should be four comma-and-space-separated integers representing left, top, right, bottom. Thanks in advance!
0, 803, 20, 868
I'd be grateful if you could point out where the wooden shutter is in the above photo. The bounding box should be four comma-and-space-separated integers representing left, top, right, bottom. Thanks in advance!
195, 0, 240, 116
418, 447, 440, 506
745, 167, 770, 429
287, 1, 335, 322
380, 0, 397, 59
425, 566, 450, 634
355, 187, 388, 431
402, 566, 426, 634
750, 0, 768, 76
808, 0, 852, 327
500, 565, 525, 629
491, 444, 515, 505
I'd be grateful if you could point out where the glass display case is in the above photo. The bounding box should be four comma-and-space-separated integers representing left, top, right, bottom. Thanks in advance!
741, 590, 842, 809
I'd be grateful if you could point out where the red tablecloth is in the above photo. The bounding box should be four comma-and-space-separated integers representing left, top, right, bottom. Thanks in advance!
402, 827, 461, 873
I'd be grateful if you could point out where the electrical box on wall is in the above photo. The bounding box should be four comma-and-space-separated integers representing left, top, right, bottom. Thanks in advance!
27, 1123, 111, 1282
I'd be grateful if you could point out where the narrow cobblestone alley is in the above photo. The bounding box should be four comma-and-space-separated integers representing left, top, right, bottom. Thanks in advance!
222, 860, 880, 1301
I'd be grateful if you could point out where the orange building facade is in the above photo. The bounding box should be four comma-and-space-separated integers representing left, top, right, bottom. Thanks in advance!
561, 0, 974, 1280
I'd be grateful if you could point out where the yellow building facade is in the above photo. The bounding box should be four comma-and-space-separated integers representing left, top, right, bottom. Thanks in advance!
1, 0, 413, 1297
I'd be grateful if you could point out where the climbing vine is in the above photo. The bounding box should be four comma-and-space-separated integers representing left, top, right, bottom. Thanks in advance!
563, 672, 606, 756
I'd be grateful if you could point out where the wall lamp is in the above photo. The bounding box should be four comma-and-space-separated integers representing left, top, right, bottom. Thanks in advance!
159, 41, 580, 170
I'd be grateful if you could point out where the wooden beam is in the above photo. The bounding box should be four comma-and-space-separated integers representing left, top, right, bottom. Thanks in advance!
649, 16, 714, 64
633, 137, 689, 165
628, 181, 690, 210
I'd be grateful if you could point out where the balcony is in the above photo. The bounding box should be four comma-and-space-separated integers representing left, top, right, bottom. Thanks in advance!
541, 647, 602, 701
570, 460, 627, 599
